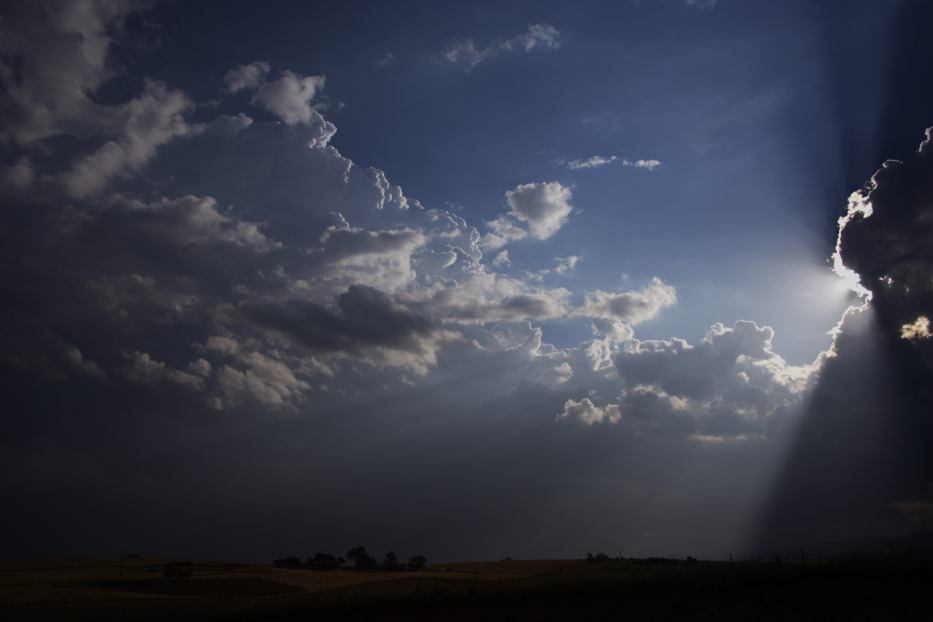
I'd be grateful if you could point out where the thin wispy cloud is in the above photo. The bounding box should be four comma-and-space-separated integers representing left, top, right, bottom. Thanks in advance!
444, 23, 560, 71
376, 52, 396, 68
566, 155, 619, 170
564, 155, 661, 171
623, 158, 661, 171
685, 0, 720, 9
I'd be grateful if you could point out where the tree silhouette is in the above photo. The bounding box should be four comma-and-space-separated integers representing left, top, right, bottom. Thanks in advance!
308, 552, 339, 570
347, 546, 375, 569
383, 551, 399, 570
408, 554, 427, 571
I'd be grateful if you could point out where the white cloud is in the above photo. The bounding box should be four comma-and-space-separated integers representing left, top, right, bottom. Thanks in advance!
901, 316, 931, 340
376, 52, 396, 68
558, 397, 622, 425
217, 351, 310, 409
580, 277, 677, 342
482, 215, 529, 250
253, 71, 327, 126
204, 336, 240, 356
62, 80, 200, 198
505, 181, 573, 240
563, 156, 661, 172
0, 0, 138, 146
223, 63, 328, 129
65, 347, 107, 380
0, 14, 819, 427
103, 194, 278, 251
444, 23, 561, 71
123, 351, 205, 390
622, 159, 662, 171
224, 61, 270, 93
685, 0, 720, 9
614, 320, 813, 421
553, 255, 580, 274
0, 3, 203, 199
567, 155, 618, 170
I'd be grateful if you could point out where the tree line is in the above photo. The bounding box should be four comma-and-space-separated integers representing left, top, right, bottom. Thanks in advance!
274, 547, 426, 572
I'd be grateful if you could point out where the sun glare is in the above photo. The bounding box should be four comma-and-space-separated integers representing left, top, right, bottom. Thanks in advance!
831, 191, 874, 302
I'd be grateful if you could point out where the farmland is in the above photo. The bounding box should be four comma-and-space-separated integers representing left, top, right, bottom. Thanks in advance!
2, 554, 932, 620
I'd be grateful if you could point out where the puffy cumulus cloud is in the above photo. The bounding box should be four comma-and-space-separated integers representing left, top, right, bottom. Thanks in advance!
254, 72, 327, 126
524, 255, 585, 283
507, 181, 573, 239
836, 128, 933, 359
558, 397, 621, 425
123, 351, 205, 391
224, 61, 270, 93
901, 316, 931, 340
225, 62, 328, 128
65, 347, 107, 380
482, 214, 528, 249
483, 181, 573, 249
216, 351, 310, 410
556, 319, 811, 443
0, 0, 819, 438
62, 81, 200, 197
579, 277, 677, 342
444, 23, 560, 71
0, 0, 140, 146
96, 194, 277, 252
613, 320, 812, 429
306, 223, 426, 296
0, 2, 204, 198
492, 250, 511, 268
552, 255, 580, 275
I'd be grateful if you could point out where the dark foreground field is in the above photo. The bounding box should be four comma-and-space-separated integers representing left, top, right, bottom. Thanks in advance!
2, 554, 932, 621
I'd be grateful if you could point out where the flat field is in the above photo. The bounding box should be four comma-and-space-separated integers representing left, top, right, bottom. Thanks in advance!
2, 554, 931, 621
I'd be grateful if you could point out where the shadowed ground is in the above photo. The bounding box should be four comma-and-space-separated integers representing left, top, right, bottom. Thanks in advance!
2, 554, 932, 621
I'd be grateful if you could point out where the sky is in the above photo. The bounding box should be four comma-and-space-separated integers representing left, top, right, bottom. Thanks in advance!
1, 0, 932, 563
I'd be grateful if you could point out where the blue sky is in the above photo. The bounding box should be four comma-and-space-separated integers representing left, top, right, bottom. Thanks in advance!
2, 0, 932, 562
130, 0, 921, 362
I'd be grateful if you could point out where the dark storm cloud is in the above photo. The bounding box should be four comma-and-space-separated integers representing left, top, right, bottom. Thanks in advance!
839, 129, 933, 352
241, 285, 448, 359
753, 129, 933, 553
